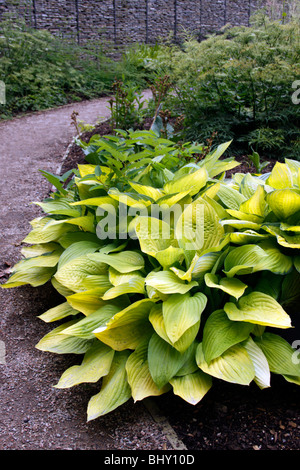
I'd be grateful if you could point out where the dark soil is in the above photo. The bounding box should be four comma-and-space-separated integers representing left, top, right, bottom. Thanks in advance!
59, 119, 300, 452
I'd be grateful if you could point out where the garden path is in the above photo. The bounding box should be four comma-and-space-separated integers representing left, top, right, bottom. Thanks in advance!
0, 92, 184, 451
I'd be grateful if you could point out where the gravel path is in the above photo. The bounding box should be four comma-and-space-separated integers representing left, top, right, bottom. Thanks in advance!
0, 93, 180, 451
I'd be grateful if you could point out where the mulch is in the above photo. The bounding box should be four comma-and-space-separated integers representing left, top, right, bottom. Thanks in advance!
60, 118, 299, 451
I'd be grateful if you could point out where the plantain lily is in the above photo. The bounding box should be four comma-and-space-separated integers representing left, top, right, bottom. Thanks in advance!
2, 129, 300, 419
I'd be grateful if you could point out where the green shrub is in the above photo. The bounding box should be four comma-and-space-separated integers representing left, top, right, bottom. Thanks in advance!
145, 14, 300, 159
0, 18, 134, 117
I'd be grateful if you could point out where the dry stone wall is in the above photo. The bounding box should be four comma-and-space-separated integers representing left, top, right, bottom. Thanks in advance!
0, 0, 266, 45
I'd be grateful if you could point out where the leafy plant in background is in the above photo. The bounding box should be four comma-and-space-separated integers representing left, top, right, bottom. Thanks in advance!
0, 15, 149, 118
108, 79, 146, 131
2, 128, 300, 420
144, 13, 300, 160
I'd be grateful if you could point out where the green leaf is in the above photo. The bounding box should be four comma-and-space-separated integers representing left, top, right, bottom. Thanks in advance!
196, 343, 255, 385
39, 170, 68, 194
164, 167, 208, 196
88, 251, 145, 273
126, 340, 170, 402
145, 270, 198, 295
23, 217, 77, 244
204, 273, 247, 300
60, 304, 120, 339
2, 266, 56, 288
57, 241, 101, 270
55, 341, 114, 388
149, 303, 201, 353
266, 189, 300, 220
223, 245, 268, 277
35, 320, 94, 354
148, 333, 189, 388
266, 162, 293, 190
162, 292, 207, 345
217, 184, 247, 210
202, 310, 253, 363
239, 185, 267, 218
254, 239, 293, 275
170, 370, 212, 405
254, 333, 300, 377
38, 301, 79, 323
54, 254, 108, 293
102, 276, 145, 300
133, 216, 174, 256
87, 350, 131, 420
224, 292, 292, 329
242, 337, 270, 389
93, 299, 154, 351
175, 198, 225, 252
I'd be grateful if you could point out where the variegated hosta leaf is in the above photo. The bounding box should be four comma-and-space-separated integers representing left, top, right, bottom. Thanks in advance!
239, 185, 267, 218
145, 270, 198, 295
93, 299, 154, 351
133, 216, 175, 255
239, 173, 271, 199
224, 291, 292, 329
163, 167, 208, 196
149, 303, 200, 353
170, 252, 220, 283
87, 251, 145, 274
57, 240, 101, 270
162, 292, 207, 345
35, 320, 94, 354
102, 276, 145, 300
54, 254, 108, 293
266, 189, 300, 220
266, 162, 293, 190
60, 304, 120, 339
129, 181, 163, 201
204, 273, 247, 300
2, 244, 63, 288
66, 288, 110, 315
34, 198, 82, 217
242, 337, 270, 389
196, 343, 255, 385
202, 309, 253, 363
216, 184, 247, 210
254, 333, 300, 378
45, 212, 95, 233
148, 333, 192, 388
125, 340, 171, 402
23, 217, 77, 244
175, 198, 225, 252
223, 244, 268, 277
55, 341, 114, 388
2, 266, 56, 288
170, 370, 212, 405
87, 350, 131, 420
226, 209, 263, 223
108, 187, 152, 209
38, 301, 79, 323
229, 230, 269, 245
254, 239, 293, 275
153, 246, 185, 269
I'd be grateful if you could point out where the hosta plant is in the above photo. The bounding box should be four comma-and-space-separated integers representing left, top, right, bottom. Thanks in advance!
3, 129, 300, 420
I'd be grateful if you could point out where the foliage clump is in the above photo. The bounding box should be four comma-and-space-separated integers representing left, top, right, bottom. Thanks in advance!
144, 14, 300, 159
3, 128, 300, 420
